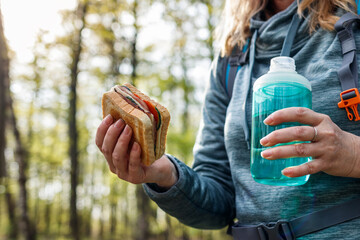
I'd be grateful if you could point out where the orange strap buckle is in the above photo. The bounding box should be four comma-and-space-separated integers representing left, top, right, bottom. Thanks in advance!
338, 88, 360, 121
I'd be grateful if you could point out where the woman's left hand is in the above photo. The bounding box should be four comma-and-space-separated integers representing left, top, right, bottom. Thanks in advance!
260, 107, 360, 178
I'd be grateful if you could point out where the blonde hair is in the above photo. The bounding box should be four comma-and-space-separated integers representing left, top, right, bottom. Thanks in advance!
216, 0, 356, 56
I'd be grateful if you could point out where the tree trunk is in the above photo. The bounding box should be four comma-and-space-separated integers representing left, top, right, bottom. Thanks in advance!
33, 170, 40, 231
135, 185, 152, 240
99, 204, 104, 239
3, 178, 18, 238
180, 53, 190, 134
130, 0, 153, 238
164, 214, 172, 240
130, 0, 138, 86
110, 181, 118, 235
27, 54, 41, 233
69, 2, 88, 240
84, 164, 94, 238
110, 202, 117, 235
122, 183, 130, 239
56, 195, 64, 236
0, 4, 31, 239
204, 0, 215, 60
0, 1, 7, 180
45, 201, 51, 234
181, 224, 190, 240
8, 82, 36, 240
0, 7, 17, 237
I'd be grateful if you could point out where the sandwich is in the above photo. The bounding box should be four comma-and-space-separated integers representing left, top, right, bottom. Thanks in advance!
102, 83, 170, 166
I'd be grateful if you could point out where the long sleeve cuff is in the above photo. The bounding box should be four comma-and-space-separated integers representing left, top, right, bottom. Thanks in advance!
143, 154, 234, 229
143, 154, 185, 200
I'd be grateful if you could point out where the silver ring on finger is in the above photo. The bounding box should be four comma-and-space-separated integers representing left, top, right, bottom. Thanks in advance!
311, 126, 318, 142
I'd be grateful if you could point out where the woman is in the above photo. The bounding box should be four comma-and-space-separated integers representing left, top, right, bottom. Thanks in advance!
96, 0, 360, 239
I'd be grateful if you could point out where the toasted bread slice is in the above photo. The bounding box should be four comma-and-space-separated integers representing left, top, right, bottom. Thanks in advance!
123, 83, 171, 159
102, 83, 170, 165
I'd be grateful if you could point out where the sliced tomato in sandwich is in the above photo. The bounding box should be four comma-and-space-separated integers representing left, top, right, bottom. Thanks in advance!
143, 99, 161, 130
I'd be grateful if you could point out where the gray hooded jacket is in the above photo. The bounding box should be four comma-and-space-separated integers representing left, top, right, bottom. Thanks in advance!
144, 2, 360, 239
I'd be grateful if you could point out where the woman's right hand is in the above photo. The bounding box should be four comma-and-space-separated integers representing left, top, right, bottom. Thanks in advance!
95, 114, 178, 189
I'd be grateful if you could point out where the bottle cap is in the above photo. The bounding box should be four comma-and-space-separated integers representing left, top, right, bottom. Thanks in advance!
269, 56, 296, 72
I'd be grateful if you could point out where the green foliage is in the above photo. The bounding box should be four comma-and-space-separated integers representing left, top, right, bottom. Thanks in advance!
167, 128, 197, 165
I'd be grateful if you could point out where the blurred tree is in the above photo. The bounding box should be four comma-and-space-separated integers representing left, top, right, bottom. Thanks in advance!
24, 31, 46, 234
130, 0, 139, 86
0, 5, 18, 239
18, 28, 71, 238
86, 0, 133, 237
0, 4, 35, 239
109, 177, 119, 236
129, 0, 155, 238
162, 0, 200, 160
67, 1, 89, 239
2, 183, 17, 238
0, 1, 8, 181
204, 0, 215, 60
200, 0, 223, 59
8, 80, 35, 240
87, 0, 128, 88
88, 0, 157, 238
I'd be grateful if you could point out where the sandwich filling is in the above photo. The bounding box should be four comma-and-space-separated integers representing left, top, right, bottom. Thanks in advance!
113, 85, 162, 156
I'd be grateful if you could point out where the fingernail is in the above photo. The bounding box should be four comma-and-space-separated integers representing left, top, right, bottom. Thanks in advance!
115, 119, 124, 128
124, 125, 132, 135
261, 149, 272, 158
282, 167, 294, 177
104, 114, 113, 125
264, 115, 274, 125
260, 137, 269, 146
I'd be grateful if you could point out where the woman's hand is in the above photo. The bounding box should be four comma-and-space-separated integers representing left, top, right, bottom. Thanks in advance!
95, 114, 178, 189
260, 107, 360, 178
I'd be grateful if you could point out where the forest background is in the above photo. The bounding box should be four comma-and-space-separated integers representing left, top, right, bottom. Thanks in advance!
0, 0, 233, 239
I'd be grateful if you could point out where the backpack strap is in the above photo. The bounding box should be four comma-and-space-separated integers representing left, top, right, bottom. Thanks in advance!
280, 14, 301, 56
335, 12, 360, 121
228, 197, 360, 240
222, 41, 250, 99
222, 12, 300, 100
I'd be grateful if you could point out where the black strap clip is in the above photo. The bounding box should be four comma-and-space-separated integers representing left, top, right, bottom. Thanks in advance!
257, 220, 295, 240
229, 46, 249, 67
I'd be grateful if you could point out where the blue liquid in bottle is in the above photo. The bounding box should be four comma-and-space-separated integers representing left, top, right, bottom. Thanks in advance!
251, 57, 312, 186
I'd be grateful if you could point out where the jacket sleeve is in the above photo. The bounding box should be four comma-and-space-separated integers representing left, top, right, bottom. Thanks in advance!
143, 54, 235, 229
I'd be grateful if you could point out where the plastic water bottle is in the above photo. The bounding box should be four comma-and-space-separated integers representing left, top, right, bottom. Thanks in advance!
250, 56, 312, 186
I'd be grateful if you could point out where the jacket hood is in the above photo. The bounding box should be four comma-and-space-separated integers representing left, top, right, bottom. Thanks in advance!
250, 1, 310, 58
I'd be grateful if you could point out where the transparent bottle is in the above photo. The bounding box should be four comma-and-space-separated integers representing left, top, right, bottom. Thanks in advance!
250, 57, 312, 186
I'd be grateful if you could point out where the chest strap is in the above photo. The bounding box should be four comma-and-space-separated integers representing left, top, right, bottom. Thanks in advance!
229, 197, 360, 240
335, 12, 360, 121
224, 41, 249, 99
